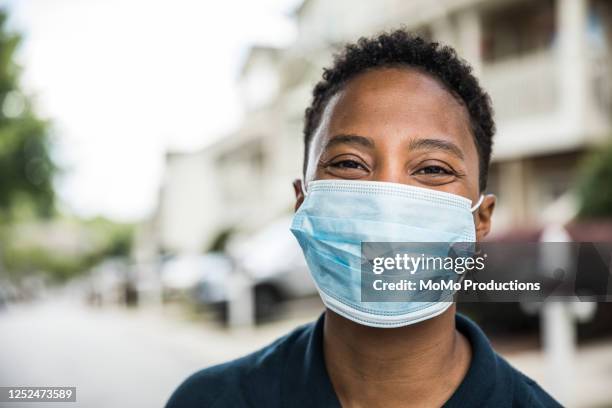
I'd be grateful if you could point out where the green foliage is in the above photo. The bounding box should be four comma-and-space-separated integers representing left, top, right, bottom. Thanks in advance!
1, 217, 134, 282
3, 245, 86, 282
577, 143, 612, 219
83, 217, 134, 261
207, 227, 235, 252
0, 10, 55, 221
0, 8, 59, 280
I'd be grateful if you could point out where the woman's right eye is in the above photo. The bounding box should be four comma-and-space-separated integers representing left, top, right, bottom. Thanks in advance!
324, 158, 370, 178
330, 159, 365, 170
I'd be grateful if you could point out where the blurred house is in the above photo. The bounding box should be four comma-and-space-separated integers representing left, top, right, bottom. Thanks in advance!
154, 0, 612, 254
154, 45, 306, 254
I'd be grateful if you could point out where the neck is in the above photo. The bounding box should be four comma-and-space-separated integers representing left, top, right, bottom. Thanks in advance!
323, 307, 471, 408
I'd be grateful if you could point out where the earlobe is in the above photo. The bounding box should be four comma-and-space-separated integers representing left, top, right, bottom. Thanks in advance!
292, 179, 306, 211
476, 194, 496, 241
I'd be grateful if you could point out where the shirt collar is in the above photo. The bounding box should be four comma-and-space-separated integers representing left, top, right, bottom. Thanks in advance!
443, 313, 499, 406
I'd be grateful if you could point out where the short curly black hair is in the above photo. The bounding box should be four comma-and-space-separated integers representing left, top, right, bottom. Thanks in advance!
303, 29, 495, 191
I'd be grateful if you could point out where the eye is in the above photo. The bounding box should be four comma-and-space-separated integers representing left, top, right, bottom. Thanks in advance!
415, 165, 453, 175
330, 159, 366, 170
412, 163, 459, 186
323, 156, 370, 179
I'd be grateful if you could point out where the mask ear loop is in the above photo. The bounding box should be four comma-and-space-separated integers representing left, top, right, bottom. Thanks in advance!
471, 194, 486, 279
471, 194, 484, 213
301, 179, 309, 197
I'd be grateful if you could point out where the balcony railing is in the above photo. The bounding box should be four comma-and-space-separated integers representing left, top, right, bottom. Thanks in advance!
481, 51, 558, 123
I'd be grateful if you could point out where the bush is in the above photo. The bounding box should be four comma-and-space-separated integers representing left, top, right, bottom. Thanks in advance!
577, 143, 612, 219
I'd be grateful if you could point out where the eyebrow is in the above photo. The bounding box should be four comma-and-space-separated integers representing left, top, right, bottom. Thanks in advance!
408, 138, 465, 160
323, 134, 375, 150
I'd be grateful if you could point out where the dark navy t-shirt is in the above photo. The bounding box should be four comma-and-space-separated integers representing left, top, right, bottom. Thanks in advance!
166, 313, 562, 407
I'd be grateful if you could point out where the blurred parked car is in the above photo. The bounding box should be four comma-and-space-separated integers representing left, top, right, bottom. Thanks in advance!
161, 253, 232, 301
87, 258, 133, 306
193, 217, 316, 322
0, 279, 20, 308
460, 220, 612, 339
130, 260, 163, 305
0, 281, 12, 309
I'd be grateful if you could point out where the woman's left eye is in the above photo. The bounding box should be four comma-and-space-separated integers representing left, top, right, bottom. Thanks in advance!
415, 166, 452, 175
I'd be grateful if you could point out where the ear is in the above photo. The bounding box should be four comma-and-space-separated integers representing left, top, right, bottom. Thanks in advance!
475, 194, 496, 241
292, 179, 306, 211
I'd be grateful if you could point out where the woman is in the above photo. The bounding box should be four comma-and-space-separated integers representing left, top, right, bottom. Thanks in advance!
167, 30, 561, 408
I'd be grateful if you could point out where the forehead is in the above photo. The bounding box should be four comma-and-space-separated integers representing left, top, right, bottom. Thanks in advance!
313, 67, 473, 149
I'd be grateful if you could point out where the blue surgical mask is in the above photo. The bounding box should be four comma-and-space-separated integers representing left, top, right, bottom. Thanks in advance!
290, 179, 483, 328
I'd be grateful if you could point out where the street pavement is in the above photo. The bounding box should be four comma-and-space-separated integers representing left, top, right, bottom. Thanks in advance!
0, 297, 611, 407
0, 297, 318, 408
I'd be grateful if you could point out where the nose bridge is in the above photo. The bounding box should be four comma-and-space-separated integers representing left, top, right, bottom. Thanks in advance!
373, 142, 406, 185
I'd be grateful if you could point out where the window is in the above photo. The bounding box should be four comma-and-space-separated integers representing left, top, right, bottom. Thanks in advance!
482, 0, 556, 63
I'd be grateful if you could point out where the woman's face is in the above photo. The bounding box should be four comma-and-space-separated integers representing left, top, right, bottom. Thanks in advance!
295, 66, 495, 241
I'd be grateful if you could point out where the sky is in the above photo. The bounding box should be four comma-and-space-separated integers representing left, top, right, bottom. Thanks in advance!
3, 0, 298, 222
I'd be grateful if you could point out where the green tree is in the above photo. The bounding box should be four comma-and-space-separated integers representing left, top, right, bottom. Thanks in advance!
0, 10, 55, 222
2, 216, 134, 282
577, 142, 612, 219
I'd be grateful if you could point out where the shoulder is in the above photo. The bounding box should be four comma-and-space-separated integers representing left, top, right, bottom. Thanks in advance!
165, 321, 314, 408
495, 355, 563, 408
